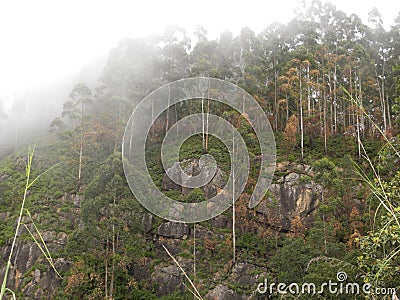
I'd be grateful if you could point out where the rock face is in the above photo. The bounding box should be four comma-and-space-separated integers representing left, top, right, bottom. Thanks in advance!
0, 240, 70, 299
206, 285, 245, 300
231, 262, 258, 286
157, 221, 190, 239
210, 214, 232, 230
0, 191, 80, 299
151, 265, 185, 296
142, 213, 153, 234
0, 174, 11, 183
128, 259, 150, 283
73, 194, 82, 207
0, 159, 325, 299
256, 162, 321, 231
162, 158, 227, 199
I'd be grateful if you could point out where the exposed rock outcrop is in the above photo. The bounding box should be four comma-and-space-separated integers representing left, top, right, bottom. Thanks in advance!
142, 213, 153, 234
0, 191, 80, 299
210, 214, 232, 229
256, 162, 321, 230
0, 160, 326, 299
206, 284, 245, 300
162, 158, 227, 199
157, 221, 190, 239
0, 174, 11, 183
0, 240, 70, 299
231, 262, 258, 286
151, 264, 186, 296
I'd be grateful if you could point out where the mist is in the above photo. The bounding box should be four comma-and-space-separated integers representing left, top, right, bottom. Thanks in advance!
0, 54, 107, 157
1, 0, 399, 157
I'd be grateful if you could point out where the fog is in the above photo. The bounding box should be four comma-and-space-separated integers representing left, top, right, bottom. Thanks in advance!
0, 0, 399, 155
0, 55, 107, 155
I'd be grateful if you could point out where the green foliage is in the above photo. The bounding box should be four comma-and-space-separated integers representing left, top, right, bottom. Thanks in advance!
303, 260, 362, 300
358, 208, 400, 288
236, 232, 270, 264
312, 157, 339, 186
0, 148, 61, 299
306, 220, 343, 256
376, 139, 400, 177
181, 188, 205, 205
357, 170, 400, 291
271, 237, 320, 283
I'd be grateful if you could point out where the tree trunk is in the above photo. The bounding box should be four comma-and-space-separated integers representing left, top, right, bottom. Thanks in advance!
333, 62, 338, 134
78, 132, 83, 189
109, 195, 117, 298
205, 99, 210, 153
322, 191, 328, 255
329, 72, 334, 135
165, 86, 170, 134
109, 227, 115, 298
151, 101, 155, 138
105, 237, 108, 298
193, 224, 196, 279
274, 63, 278, 131
78, 100, 84, 189
324, 92, 327, 154
201, 98, 205, 153
307, 64, 311, 116
299, 68, 304, 161
232, 130, 236, 264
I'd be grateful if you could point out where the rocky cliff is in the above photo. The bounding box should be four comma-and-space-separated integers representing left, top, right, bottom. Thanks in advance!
255, 161, 322, 231
0, 161, 322, 299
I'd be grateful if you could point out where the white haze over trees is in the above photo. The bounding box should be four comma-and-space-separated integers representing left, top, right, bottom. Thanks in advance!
0, 0, 399, 152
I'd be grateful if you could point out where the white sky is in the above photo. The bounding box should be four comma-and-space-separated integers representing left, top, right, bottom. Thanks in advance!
0, 0, 399, 99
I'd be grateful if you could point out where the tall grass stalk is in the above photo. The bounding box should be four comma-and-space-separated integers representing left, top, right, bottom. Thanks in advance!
343, 87, 400, 224
162, 244, 203, 300
343, 88, 400, 298
0, 147, 61, 300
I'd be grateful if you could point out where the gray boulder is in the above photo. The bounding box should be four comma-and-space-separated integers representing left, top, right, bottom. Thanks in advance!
157, 221, 190, 239
151, 265, 185, 296
206, 285, 245, 300
161, 158, 227, 199
256, 163, 321, 231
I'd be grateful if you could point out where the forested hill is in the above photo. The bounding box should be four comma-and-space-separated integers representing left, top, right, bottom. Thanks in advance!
1, 1, 400, 299
49, 3, 400, 156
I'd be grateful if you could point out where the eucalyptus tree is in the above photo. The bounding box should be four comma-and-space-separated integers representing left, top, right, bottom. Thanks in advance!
50, 83, 93, 188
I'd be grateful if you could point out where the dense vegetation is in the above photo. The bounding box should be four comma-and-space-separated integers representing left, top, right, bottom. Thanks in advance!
1, 1, 400, 299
